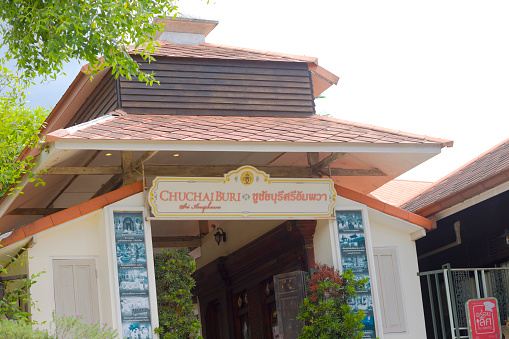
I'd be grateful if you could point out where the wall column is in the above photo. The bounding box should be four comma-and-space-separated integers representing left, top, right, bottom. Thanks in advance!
294, 220, 317, 270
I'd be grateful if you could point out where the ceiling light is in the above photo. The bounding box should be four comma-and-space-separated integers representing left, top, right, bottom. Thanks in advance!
173, 153, 180, 157
105, 153, 112, 156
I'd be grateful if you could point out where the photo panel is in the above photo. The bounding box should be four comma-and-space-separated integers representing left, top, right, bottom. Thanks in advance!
122, 321, 152, 339
116, 241, 147, 266
120, 295, 150, 318
114, 212, 145, 240
113, 211, 153, 339
336, 210, 376, 339
118, 267, 149, 294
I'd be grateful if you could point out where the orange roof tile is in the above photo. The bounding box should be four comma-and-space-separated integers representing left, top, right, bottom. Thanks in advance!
0, 181, 143, 248
47, 113, 453, 147
123, 40, 339, 86
129, 40, 318, 63
335, 184, 432, 230
401, 137, 509, 216
369, 180, 432, 206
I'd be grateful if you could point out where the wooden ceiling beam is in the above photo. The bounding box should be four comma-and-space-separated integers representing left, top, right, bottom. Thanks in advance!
91, 174, 123, 199
311, 152, 347, 174
121, 151, 137, 186
132, 150, 158, 174
199, 220, 210, 236
152, 236, 201, 248
45, 150, 101, 208
92, 151, 159, 198
307, 152, 319, 166
8, 208, 65, 216
46, 164, 386, 177
46, 166, 122, 175
143, 165, 313, 177
327, 168, 386, 176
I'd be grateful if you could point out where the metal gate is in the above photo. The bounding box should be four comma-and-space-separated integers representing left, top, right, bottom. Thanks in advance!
418, 264, 509, 339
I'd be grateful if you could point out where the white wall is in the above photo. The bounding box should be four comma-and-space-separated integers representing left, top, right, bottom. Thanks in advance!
314, 219, 335, 267
28, 210, 113, 329
28, 192, 146, 331
311, 196, 427, 339
368, 209, 427, 339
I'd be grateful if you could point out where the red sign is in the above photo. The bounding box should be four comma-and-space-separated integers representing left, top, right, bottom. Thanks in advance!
466, 298, 502, 339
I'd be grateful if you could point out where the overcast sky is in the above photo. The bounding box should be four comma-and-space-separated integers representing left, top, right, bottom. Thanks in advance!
26, 0, 509, 183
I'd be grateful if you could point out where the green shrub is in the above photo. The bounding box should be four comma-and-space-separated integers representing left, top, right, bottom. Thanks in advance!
0, 315, 118, 339
51, 314, 118, 338
154, 248, 201, 339
297, 265, 368, 339
0, 319, 49, 339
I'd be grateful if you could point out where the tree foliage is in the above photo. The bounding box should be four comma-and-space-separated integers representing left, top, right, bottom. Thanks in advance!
0, 67, 48, 196
0, 246, 46, 322
297, 264, 368, 339
0, 0, 180, 195
0, 0, 178, 83
154, 248, 201, 339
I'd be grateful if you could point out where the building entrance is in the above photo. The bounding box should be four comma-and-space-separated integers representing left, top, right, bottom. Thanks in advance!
194, 220, 315, 339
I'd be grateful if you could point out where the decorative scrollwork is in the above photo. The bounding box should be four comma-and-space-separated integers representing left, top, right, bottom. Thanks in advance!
452, 271, 474, 328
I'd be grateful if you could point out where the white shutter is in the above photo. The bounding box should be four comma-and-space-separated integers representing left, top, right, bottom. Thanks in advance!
53, 259, 100, 324
373, 248, 407, 333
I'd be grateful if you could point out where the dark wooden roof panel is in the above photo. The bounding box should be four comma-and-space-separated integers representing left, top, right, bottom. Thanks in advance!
119, 57, 315, 117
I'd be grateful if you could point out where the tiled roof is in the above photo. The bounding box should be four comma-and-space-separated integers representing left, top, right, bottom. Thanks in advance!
401, 138, 509, 215
47, 113, 453, 146
369, 180, 432, 207
0, 181, 144, 247
129, 40, 319, 63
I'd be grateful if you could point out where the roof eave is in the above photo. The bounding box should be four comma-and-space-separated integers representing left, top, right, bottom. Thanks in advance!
335, 184, 432, 230
50, 138, 445, 154
0, 181, 144, 247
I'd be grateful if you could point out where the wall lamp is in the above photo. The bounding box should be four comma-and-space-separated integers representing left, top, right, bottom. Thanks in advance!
214, 227, 227, 246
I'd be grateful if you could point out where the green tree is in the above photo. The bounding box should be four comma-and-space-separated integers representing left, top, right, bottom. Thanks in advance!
154, 248, 201, 339
0, 0, 178, 83
0, 1, 182, 195
0, 67, 48, 196
297, 265, 368, 339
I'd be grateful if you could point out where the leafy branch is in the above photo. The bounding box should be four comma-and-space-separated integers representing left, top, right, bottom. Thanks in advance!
0, 0, 179, 83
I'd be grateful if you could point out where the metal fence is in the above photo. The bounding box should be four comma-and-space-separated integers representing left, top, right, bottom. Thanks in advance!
418, 264, 509, 339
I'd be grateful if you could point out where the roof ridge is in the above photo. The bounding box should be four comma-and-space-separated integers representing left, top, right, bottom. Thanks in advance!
198, 42, 319, 63
0, 181, 144, 248
401, 137, 509, 210
390, 179, 433, 184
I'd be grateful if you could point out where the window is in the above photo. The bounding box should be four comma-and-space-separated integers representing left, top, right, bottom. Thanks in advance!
373, 248, 407, 333
52, 259, 100, 324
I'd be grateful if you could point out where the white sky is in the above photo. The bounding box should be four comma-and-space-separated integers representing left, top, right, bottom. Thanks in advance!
27, 0, 509, 183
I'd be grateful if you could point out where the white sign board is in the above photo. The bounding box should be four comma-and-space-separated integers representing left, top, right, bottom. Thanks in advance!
148, 166, 336, 219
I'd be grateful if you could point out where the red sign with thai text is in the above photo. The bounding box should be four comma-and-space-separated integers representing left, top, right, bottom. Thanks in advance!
466, 298, 501, 339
